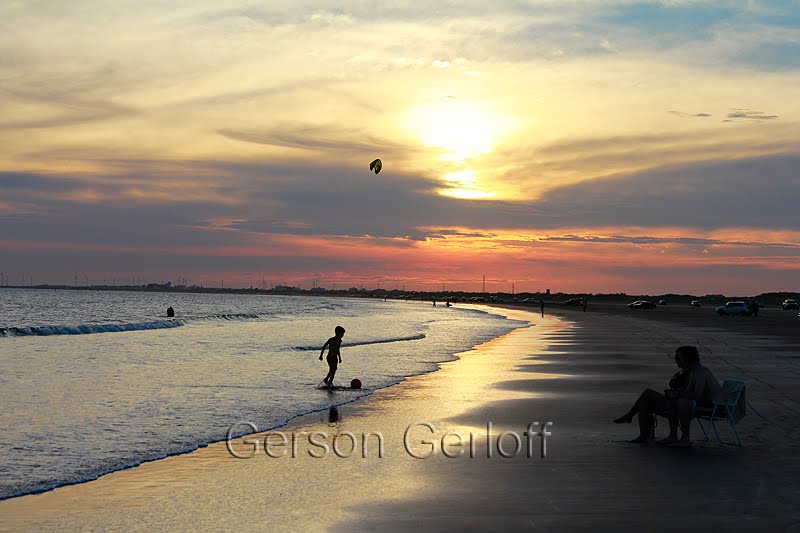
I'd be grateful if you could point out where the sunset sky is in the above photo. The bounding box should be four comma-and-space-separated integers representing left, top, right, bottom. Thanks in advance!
1, 1, 799, 294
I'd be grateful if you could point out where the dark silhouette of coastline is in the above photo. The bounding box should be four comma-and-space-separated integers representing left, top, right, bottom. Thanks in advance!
1, 283, 796, 308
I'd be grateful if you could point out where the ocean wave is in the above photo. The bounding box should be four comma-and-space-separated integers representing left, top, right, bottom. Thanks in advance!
292, 333, 427, 351
191, 313, 268, 321
0, 311, 290, 338
0, 319, 187, 337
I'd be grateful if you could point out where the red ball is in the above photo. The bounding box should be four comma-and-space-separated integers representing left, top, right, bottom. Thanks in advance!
350, 379, 362, 389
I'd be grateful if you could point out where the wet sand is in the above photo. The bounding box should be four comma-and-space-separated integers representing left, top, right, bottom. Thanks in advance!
546, 299, 800, 340
2, 307, 800, 531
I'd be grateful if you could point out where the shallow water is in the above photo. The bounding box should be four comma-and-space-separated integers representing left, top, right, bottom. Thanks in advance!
0, 289, 527, 499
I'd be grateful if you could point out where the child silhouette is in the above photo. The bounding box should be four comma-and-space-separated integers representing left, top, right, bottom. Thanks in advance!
319, 326, 345, 386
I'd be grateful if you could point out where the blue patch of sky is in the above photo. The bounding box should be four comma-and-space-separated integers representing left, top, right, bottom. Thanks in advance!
592, 2, 800, 70
736, 42, 800, 70
747, 0, 800, 28
598, 2, 738, 41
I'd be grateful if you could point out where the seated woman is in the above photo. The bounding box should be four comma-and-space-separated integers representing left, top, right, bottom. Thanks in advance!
659, 347, 722, 446
613, 346, 692, 443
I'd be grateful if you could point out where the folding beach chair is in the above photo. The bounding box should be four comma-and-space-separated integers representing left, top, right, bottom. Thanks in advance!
693, 380, 746, 446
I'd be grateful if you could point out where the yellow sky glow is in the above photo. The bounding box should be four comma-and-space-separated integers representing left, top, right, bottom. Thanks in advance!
2, 2, 800, 291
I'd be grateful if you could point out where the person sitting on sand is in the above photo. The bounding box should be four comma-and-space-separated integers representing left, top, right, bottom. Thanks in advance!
613, 346, 692, 443
657, 346, 722, 447
319, 326, 345, 386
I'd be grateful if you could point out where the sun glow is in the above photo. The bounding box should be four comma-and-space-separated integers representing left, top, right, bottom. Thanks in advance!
404, 101, 508, 163
403, 99, 513, 200
439, 170, 496, 200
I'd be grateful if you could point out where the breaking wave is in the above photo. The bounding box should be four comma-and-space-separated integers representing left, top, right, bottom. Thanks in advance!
0, 313, 277, 337
292, 333, 427, 351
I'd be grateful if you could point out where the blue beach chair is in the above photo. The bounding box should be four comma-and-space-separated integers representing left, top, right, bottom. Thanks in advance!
693, 380, 746, 446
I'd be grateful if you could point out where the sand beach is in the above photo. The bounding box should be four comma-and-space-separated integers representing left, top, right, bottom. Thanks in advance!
2, 305, 799, 531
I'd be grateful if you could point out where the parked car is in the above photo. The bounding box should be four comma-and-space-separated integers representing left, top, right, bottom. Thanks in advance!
564, 298, 583, 306
690, 300, 701, 308
715, 301, 752, 316
783, 299, 799, 311
658, 300, 667, 305
628, 300, 656, 309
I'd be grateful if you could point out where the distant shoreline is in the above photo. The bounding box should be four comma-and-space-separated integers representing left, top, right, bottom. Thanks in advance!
2, 284, 798, 308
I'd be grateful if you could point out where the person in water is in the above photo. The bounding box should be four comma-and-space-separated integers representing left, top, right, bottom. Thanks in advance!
613, 346, 693, 443
320, 326, 345, 386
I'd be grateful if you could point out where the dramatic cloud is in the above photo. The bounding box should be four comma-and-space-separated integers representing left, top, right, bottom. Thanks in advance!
537, 235, 800, 250
1, 1, 799, 292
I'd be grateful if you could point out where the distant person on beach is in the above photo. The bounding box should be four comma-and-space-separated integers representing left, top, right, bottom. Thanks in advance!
432, 298, 436, 307
540, 301, 545, 317
166, 306, 174, 317
319, 326, 345, 386
751, 300, 759, 316
613, 346, 694, 443
582, 299, 587, 312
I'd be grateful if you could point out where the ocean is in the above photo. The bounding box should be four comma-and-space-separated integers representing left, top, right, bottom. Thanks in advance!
0, 288, 527, 499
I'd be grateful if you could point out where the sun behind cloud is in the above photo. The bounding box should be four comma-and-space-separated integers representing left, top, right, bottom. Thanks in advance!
439, 170, 496, 200
403, 100, 508, 162
401, 99, 515, 199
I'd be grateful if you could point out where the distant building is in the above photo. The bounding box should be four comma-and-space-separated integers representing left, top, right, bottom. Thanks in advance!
273, 285, 299, 292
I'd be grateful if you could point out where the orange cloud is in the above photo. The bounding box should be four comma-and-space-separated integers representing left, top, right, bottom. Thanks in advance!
4, 223, 800, 293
